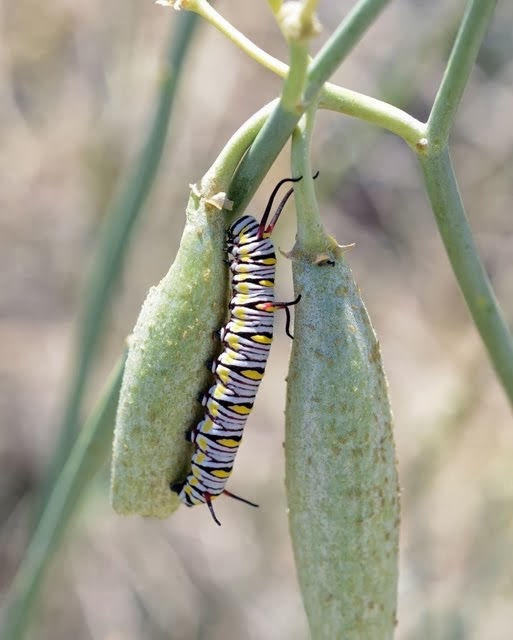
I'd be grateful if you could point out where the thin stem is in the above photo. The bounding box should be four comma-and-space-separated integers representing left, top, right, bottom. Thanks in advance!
419, 148, 513, 408
204, 99, 277, 197
427, 0, 496, 148
3, 352, 127, 640
319, 84, 426, 147
33, 12, 199, 521
192, 0, 287, 75
306, 0, 392, 100
281, 41, 309, 113
229, 0, 392, 215
291, 105, 326, 250
228, 103, 300, 216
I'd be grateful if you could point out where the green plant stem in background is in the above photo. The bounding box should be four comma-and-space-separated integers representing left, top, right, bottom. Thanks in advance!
2, 352, 127, 640
34, 11, 200, 521
229, 0, 392, 216
427, 0, 497, 149
419, 149, 513, 408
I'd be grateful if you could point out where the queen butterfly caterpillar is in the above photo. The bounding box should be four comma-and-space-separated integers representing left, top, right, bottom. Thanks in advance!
171, 177, 304, 525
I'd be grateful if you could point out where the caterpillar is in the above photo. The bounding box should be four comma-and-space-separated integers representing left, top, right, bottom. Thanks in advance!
171, 177, 302, 525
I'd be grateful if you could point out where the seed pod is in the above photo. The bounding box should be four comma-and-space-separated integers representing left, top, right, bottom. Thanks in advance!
111, 186, 228, 518
285, 242, 400, 639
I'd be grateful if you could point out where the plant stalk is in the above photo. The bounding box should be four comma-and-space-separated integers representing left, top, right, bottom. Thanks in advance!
419, 148, 513, 408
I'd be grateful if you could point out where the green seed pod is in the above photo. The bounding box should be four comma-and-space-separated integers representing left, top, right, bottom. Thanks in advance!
285, 241, 400, 639
110, 185, 228, 518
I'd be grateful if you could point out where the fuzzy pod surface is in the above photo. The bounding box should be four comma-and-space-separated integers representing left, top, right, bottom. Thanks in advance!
285, 243, 399, 639
111, 187, 228, 517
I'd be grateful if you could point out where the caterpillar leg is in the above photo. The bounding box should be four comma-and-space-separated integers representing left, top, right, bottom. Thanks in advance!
184, 427, 197, 443
170, 481, 184, 494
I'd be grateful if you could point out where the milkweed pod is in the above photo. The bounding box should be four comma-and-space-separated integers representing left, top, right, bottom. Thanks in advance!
285, 241, 400, 639
111, 185, 228, 518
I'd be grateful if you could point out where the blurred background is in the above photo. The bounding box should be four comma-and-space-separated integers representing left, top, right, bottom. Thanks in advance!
1, 0, 513, 638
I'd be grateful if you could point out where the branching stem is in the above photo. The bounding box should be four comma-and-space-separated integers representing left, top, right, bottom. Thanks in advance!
427, 0, 497, 149
187, 0, 423, 146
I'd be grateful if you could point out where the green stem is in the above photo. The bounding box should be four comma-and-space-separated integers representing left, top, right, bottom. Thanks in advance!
419, 148, 513, 408
228, 104, 300, 216
192, 0, 288, 76
319, 85, 426, 147
3, 351, 127, 640
204, 99, 277, 198
229, 0, 392, 215
291, 105, 326, 250
34, 12, 199, 520
281, 40, 310, 113
306, 0, 391, 100
427, 0, 496, 149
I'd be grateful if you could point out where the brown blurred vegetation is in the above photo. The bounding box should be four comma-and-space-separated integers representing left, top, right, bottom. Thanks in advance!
1, 0, 513, 638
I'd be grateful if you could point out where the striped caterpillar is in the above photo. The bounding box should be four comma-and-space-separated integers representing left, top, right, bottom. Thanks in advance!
171, 178, 302, 525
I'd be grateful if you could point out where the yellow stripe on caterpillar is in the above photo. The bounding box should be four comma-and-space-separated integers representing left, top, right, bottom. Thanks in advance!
229, 404, 252, 415
242, 370, 263, 380
252, 335, 272, 344
211, 469, 231, 479
217, 368, 230, 384
202, 418, 214, 433
218, 438, 240, 448
213, 384, 230, 399
196, 435, 209, 449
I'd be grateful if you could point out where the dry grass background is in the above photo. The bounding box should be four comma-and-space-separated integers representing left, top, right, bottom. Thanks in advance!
1, 0, 513, 638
